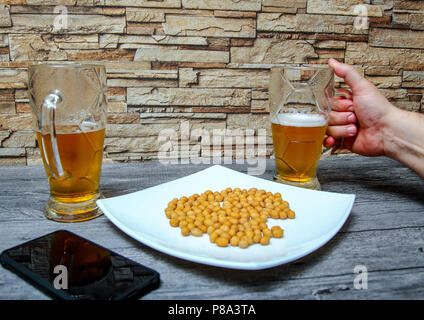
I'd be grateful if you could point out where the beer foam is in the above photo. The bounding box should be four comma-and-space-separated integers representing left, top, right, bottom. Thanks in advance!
272, 113, 327, 127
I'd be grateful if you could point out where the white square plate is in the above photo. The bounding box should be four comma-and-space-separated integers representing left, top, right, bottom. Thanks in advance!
97, 165, 355, 270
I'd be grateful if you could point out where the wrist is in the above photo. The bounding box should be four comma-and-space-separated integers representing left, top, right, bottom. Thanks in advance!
381, 104, 403, 160
382, 105, 424, 177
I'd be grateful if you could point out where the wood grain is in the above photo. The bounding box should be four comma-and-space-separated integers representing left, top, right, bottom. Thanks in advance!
0, 155, 423, 299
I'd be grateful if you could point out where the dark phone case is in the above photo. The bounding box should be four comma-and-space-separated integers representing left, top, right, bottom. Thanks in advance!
0, 229, 160, 300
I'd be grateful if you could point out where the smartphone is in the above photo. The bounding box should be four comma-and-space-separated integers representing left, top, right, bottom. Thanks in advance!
0, 230, 160, 300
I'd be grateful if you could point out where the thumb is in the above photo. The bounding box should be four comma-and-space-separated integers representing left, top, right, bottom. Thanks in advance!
328, 59, 364, 92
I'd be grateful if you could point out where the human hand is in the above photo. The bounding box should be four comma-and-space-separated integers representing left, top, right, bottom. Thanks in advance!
325, 58, 398, 157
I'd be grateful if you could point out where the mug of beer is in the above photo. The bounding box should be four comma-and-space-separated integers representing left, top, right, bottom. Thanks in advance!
269, 66, 334, 190
28, 64, 107, 222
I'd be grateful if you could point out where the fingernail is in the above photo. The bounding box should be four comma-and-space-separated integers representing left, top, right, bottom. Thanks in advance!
329, 58, 338, 65
347, 113, 356, 122
347, 125, 356, 136
348, 105, 354, 111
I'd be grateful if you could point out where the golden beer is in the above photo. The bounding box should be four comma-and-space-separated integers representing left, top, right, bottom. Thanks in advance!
36, 127, 105, 207
271, 113, 327, 183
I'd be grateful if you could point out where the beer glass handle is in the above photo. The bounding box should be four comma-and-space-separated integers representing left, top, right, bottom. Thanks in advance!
40, 90, 64, 178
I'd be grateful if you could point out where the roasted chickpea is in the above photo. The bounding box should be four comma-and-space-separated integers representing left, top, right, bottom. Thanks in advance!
271, 226, 284, 238
230, 236, 239, 246
216, 237, 229, 247
260, 235, 270, 245
164, 187, 295, 248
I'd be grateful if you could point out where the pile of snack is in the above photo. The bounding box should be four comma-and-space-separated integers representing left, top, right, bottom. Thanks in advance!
165, 187, 295, 248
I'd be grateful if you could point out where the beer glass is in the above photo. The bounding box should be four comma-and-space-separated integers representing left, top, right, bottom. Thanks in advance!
28, 64, 107, 222
269, 66, 334, 190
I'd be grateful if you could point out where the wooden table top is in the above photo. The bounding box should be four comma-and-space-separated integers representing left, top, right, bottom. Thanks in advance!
1, 155, 423, 300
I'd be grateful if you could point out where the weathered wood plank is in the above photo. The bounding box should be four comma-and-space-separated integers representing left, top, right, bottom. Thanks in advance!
1, 225, 423, 299
0, 156, 423, 299
1, 157, 423, 230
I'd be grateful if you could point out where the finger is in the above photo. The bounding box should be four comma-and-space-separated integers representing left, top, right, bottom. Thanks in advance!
332, 94, 352, 102
327, 124, 358, 139
324, 136, 355, 153
329, 111, 357, 126
335, 88, 352, 99
328, 59, 364, 91
324, 135, 336, 148
331, 97, 354, 111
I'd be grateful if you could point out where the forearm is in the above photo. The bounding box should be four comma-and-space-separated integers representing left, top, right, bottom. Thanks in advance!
383, 107, 424, 178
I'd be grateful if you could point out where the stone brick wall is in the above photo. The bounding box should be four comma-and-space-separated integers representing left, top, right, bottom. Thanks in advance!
0, 0, 423, 166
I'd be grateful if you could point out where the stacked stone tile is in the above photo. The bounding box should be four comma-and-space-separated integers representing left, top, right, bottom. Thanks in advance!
0, 0, 423, 165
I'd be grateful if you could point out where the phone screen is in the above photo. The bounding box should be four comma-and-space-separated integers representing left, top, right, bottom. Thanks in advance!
0, 230, 160, 300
